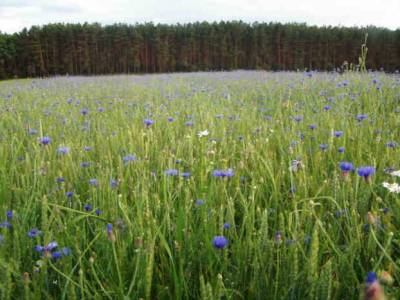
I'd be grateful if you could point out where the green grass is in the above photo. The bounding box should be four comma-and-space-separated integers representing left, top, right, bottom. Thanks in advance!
0, 71, 399, 299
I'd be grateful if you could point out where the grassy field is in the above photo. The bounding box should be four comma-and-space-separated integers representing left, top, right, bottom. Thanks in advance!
0, 71, 399, 299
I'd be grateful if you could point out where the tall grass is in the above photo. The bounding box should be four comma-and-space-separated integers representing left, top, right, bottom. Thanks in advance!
0, 71, 399, 299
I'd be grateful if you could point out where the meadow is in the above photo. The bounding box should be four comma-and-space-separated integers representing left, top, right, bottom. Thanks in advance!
0, 70, 399, 299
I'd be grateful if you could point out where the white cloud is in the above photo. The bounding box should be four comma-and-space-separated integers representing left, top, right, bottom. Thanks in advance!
0, 0, 399, 33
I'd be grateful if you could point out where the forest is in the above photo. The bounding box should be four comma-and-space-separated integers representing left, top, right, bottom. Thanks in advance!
0, 21, 399, 79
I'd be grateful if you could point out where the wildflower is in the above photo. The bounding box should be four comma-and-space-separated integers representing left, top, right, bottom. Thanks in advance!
356, 114, 368, 122
274, 231, 283, 244
0, 221, 12, 228
323, 105, 331, 111
290, 159, 303, 172
66, 191, 73, 198
213, 169, 234, 178
334, 131, 343, 137
106, 223, 116, 242
382, 182, 400, 193
80, 162, 90, 168
358, 166, 375, 182
164, 169, 178, 176
56, 177, 65, 183
84, 204, 93, 212
83, 146, 92, 151
338, 147, 345, 153
123, 154, 136, 163
6, 210, 13, 220
167, 117, 174, 122
293, 115, 303, 122
110, 178, 118, 188
319, 144, 328, 151
80, 108, 89, 115
57, 146, 69, 154
39, 136, 51, 145
185, 121, 194, 126
223, 223, 230, 230
339, 162, 354, 178
212, 236, 228, 249
197, 130, 209, 137
181, 172, 191, 179
27, 228, 41, 238
385, 141, 397, 148
89, 178, 98, 186
52, 251, 62, 259
195, 199, 204, 206
61, 247, 71, 256
309, 124, 317, 130
144, 119, 154, 126
95, 209, 102, 216
364, 272, 385, 300
389, 170, 400, 177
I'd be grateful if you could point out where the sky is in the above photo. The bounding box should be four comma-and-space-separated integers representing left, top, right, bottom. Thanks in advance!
0, 0, 399, 34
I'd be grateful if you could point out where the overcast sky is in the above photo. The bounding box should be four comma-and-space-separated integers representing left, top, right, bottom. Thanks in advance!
0, 0, 399, 33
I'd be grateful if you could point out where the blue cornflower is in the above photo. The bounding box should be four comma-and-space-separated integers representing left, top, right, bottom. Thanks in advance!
39, 136, 51, 145
181, 172, 191, 179
339, 162, 354, 173
95, 209, 102, 216
293, 115, 303, 122
212, 236, 228, 249
62, 247, 71, 256
357, 166, 375, 179
167, 117, 174, 122
57, 146, 69, 154
334, 131, 343, 137
185, 121, 194, 126
338, 147, 345, 153
80, 108, 89, 115
385, 141, 397, 148
6, 210, 13, 220
309, 124, 317, 130
319, 144, 328, 151
44, 241, 58, 251
83, 146, 92, 151
106, 223, 113, 234
84, 204, 93, 212
89, 178, 98, 186
365, 272, 377, 284
81, 162, 90, 168
0, 221, 11, 228
52, 251, 62, 259
275, 231, 283, 244
56, 177, 65, 183
213, 169, 234, 178
356, 114, 368, 121
123, 154, 136, 163
144, 119, 154, 126
223, 223, 230, 230
195, 199, 204, 206
164, 169, 178, 176
27, 228, 41, 238
98, 107, 105, 112
66, 191, 73, 198
34, 245, 44, 252
110, 178, 118, 188
323, 105, 331, 111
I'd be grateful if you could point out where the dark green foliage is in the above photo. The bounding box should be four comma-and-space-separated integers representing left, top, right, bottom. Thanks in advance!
0, 21, 399, 79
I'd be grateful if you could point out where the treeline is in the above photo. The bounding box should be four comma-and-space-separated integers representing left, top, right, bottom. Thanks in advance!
0, 21, 399, 79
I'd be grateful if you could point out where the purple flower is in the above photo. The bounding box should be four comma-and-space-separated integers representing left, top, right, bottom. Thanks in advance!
319, 144, 328, 151
110, 178, 118, 188
164, 169, 178, 176
338, 147, 345, 153
89, 178, 98, 186
34, 245, 44, 252
106, 223, 113, 234
95, 209, 102, 216
62, 247, 71, 256
223, 223, 230, 230
213, 169, 234, 178
84, 204, 93, 212
80, 108, 89, 115
365, 272, 377, 284
52, 251, 62, 259
385, 141, 397, 148
181, 172, 191, 179
323, 105, 331, 111
27, 228, 41, 238
309, 124, 317, 130
212, 236, 228, 249
0, 221, 11, 228
356, 114, 368, 122
81, 162, 90, 168
39, 136, 51, 145
167, 117, 174, 122
195, 199, 204, 206
45, 241, 58, 251
339, 162, 354, 172
123, 154, 136, 163
185, 121, 194, 126
144, 119, 154, 126
334, 131, 343, 137
66, 191, 74, 198
83, 146, 92, 151
56, 177, 65, 183
6, 210, 13, 220
57, 146, 69, 154
357, 166, 375, 182
293, 115, 303, 122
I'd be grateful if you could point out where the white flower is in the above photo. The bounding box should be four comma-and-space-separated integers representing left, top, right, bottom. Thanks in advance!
390, 170, 400, 177
197, 130, 209, 137
382, 182, 400, 193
